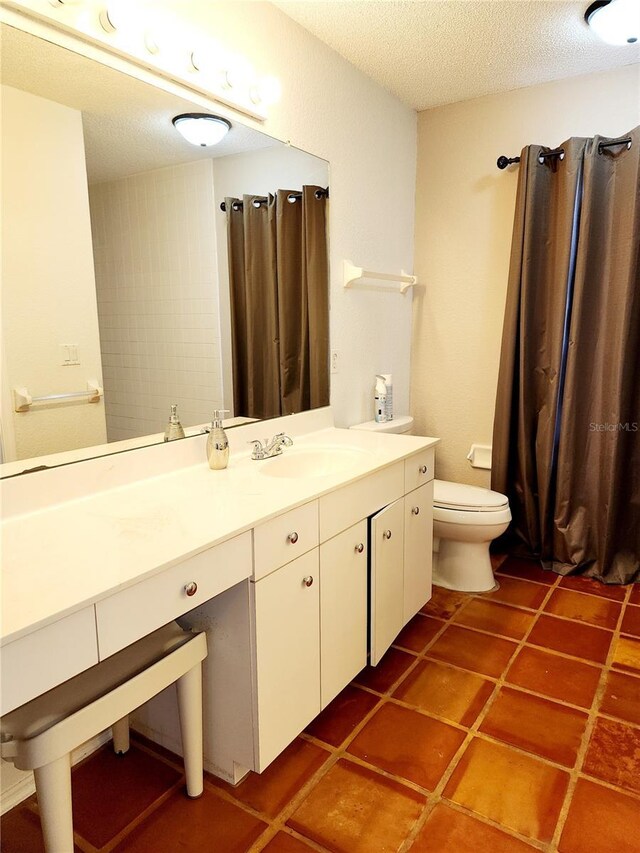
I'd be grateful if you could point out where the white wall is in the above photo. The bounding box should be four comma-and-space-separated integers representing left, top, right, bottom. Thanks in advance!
1, 85, 107, 459
211, 145, 330, 413
411, 64, 640, 486
89, 159, 223, 441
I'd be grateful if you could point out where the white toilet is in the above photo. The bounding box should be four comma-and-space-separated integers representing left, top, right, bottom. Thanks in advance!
432, 480, 511, 592
350, 416, 511, 593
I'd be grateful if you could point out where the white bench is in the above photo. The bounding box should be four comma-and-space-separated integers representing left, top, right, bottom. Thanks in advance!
1, 621, 207, 852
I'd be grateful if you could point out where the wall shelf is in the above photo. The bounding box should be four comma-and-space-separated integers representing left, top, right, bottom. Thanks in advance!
343, 260, 417, 294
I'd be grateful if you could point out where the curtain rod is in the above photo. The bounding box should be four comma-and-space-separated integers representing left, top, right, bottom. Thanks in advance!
220, 186, 329, 212
496, 136, 632, 170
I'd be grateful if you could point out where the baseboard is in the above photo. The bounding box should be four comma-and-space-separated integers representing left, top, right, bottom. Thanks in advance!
0, 730, 111, 815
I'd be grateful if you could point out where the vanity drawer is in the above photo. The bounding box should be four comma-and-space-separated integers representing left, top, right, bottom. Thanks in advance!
1, 607, 98, 715
95, 532, 252, 659
319, 462, 404, 542
253, 501, 319, 581
405, 448, 435, 494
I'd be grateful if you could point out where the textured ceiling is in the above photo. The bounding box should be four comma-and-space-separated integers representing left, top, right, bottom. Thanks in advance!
274, 0, 640, 110
0, 25, 280, 183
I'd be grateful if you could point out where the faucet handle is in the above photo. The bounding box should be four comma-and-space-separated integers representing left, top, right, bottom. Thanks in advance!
248, 439, 265, 459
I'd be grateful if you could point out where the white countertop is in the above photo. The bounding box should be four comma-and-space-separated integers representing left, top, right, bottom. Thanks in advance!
1, 410, 438, 645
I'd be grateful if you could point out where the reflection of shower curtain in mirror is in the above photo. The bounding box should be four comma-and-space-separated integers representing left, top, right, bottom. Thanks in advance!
225, 187, 329, 420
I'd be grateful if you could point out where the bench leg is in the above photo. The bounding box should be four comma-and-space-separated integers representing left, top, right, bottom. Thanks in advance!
176, 663, 204, 798
112, 716, 130, 755
34, 754, 74, 853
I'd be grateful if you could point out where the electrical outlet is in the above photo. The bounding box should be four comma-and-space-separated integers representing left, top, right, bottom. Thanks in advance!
331, 350, 340, 374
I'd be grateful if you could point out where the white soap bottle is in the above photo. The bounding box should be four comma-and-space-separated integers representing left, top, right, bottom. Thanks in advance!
375, 375, 387, 423
382, 373, 393, 421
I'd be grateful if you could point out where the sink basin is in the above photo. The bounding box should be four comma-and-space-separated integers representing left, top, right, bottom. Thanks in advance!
259, 446, 371, 479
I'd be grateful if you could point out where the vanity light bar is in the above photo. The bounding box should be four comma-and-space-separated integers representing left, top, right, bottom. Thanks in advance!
10, 0, 278, 122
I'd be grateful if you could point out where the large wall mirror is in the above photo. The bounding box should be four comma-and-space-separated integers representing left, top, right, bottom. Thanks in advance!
0, 24, 330, 477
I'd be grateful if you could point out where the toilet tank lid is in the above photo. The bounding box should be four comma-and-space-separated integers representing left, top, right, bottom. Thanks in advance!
434, 479, 509, 511
349, 415, 414, 434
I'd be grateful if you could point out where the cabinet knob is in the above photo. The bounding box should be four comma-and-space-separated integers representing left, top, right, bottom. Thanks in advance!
412, 506, 420, 516
355, 543, 365, 554
383, 529, 392, 540
302, 575, 314, 587
287, 531, 299, 544
184, 581, 198, 597
419, 464, 428, 474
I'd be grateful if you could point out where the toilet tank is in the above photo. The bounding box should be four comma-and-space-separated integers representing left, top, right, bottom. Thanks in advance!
349, 415, 414, 435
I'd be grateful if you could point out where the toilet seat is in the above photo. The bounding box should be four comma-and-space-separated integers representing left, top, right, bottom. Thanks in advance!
433, 504, 512, 526
433, 479, 508, 512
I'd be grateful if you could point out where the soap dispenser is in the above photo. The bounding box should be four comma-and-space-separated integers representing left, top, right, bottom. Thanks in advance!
164, 404, 185, 441
207, 409, 230, 470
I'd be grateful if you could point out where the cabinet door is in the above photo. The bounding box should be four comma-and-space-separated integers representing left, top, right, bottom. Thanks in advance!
404, 481, 434, 624
252, 549, 320, 771
370, 499, 405, 666
320, 519, 368, 708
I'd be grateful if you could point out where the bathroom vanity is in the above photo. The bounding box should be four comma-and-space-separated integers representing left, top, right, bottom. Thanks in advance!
0, 409, 437, 784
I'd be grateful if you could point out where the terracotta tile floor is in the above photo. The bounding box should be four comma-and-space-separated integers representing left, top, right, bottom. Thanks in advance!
3, 555, 639, 852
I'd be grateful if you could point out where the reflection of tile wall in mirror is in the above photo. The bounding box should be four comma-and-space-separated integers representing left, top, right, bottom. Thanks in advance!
0, 24, 329, 475
90, 160, 223, 443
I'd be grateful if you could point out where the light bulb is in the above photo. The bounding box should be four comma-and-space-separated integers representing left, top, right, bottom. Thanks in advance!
586, 0, 639, 45
250, 76, 282, 106
99, 0, 146, 35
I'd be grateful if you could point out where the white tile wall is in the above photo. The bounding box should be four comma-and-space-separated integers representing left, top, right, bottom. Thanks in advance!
89, 160, 223, 442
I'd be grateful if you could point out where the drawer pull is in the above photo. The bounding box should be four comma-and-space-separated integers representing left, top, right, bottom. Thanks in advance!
383, 529, 392, 540
419, 464, 428, 474
287, 531, 299, 544
184, 581, 198, 597
412, 506, 420, 516
302, 575, 314, 587
355, 543, 365, 554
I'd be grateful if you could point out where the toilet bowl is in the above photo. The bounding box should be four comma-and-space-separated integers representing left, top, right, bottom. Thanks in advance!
432, 479, 511, 592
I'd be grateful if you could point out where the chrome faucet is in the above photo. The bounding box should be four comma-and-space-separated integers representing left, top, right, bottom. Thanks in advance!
249, 432, 294, 460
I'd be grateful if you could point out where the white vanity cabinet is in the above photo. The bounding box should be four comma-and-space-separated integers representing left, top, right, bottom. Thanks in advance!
1, 409, 439, 794
179, 452, 435, 783
319, 519, 368, 708
370, 500, 406, 665
252, 549, 320, 771
403, 480, 434, 623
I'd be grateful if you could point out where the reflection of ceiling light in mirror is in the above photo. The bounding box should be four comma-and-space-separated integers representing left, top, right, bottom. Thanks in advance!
585, 0, 639, 44
172, 114, 231, 147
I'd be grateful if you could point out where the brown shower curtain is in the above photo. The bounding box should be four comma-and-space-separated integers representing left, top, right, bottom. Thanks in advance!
226, 187, 329, 420
493, 127, 640, 584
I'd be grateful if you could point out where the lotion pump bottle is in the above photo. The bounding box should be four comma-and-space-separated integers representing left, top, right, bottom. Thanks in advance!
164, 404, 185, 441
374, 375, 387, 423
207, 409, 230, 470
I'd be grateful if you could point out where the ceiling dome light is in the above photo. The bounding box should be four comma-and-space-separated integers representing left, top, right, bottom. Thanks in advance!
171, 114, 231, 147
585, 0, 639, 45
